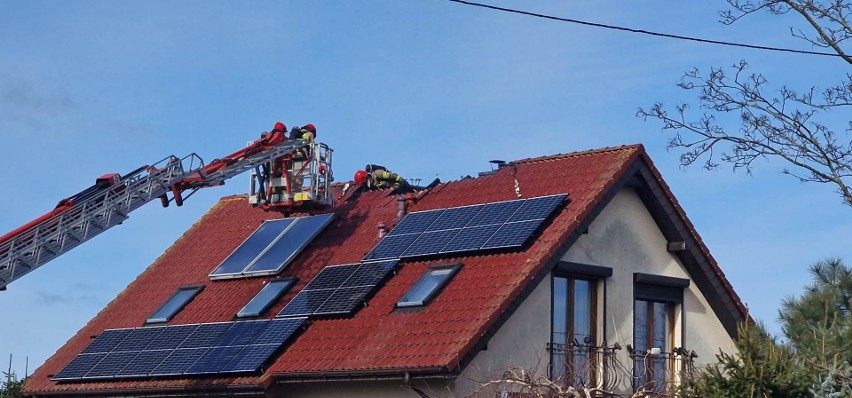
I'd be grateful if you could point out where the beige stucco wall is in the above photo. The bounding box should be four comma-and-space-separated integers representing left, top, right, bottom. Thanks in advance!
564, 187, 736, 361
271, 187, 736, 397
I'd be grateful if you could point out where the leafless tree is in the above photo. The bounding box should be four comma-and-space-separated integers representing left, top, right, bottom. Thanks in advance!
638, 1, 852, 205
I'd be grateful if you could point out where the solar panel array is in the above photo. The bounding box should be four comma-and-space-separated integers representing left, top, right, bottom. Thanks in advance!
276, 260, 398, 318
363, 194, 566, 261
52, 318, 306, 381
210, 213, 334, 279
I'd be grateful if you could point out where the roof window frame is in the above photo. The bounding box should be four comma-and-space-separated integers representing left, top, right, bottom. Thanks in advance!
236, 278, 296, 318
397, 263, 461, 308
145, 285, 204, 324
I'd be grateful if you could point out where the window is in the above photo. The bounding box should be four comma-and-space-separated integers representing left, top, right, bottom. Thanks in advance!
210, 213, 334, 279
146, 286, 203, 324
633, 300, 674, 393
631, 273, 687, 394
236, 278, 295, 318
551, 276, 597, 386
397, 264, 460, 307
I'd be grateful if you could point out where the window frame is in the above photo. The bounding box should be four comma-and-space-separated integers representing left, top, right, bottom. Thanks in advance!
550, 274, 601, 385
236, 278, 296, 318
396, 263, 461, 308
145, 285, 204, 324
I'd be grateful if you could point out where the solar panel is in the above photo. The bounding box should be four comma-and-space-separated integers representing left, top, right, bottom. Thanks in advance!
401, 229, 460, 258
277, 261, 398, 318
213, 320, 267, 346
54, 318, 307, 381
303, 264, 359, 290
150, 348, 208, 376
363, 194, 566, 261
116, 350, 171, 377
250, 318, 307, 345
386, 209, 443, 236
210, 219, 295, 276
425, 204, 484, 231
81, 329, 134, 354
145, 324, 198, 350
186, 346, 244, 374
177, 322, 231, 349
341, 260, 398, 288
363, 233, 419, 261
114, 327, 164, 352
314, 286, 373, 315
245, 213, 334, 274
440, 224, 500, 254
467, 199, 524, 226
210, 214, 334, 279
52, 354, 106, 380
481, 220, 545, 249
275, 288, 335, 318
507, 194, 566, 222
219, 344, 279, 373
85, 351, 140, 378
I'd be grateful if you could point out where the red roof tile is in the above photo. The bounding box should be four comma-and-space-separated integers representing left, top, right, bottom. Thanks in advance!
26, 144, 746, 395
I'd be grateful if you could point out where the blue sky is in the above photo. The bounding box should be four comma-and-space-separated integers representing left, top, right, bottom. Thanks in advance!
0, 1, 847, 377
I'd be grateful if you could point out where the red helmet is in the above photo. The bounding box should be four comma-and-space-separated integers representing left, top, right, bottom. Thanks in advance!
303, 123, 316, 134
273, 122, 286, 132
354, 170, 368, 184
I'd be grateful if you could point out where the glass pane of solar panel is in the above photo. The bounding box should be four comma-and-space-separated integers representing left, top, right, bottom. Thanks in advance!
467, 200, 524, 226
276, 288, 335, 317
150, 348, 208, 376
210, 219, 294, 276
341, 260, 397, 288
387, 209, 444, 236
481, 220, 543, 249
250, 318, 306, 345
116, 350, 171, 377
245, 214, 334, 273
401, 229, 461, 258
425, 205, 484, 231
314, 286, 374, 315
144, 324, 198, 350
186, 346, 243, 374
304, 264, 359, 290
363, 233, 419, 260
507, 194, 565, 222
114, 327, 164, 352
219, 344, 279, 373
440, 224, 500, 254
85, 351, 140, 378
213, 321, 267, 347
178, 322, 232, 349
52, 353, 106, 380
81, 329, 134, 354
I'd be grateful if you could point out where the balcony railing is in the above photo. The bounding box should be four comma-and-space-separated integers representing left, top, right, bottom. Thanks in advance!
547, 343, 698, 397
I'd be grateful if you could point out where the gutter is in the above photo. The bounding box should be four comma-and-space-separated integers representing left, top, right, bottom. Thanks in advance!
271, 367, 456, 384
30, 383, 266, 398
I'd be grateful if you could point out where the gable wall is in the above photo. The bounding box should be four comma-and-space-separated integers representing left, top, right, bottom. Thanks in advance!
449, 187, 735, 397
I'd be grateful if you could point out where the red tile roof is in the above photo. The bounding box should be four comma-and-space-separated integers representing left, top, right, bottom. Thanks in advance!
26, 144, 746, 396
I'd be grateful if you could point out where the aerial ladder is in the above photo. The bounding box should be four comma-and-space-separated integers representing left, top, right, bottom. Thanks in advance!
0, 127, 333, 290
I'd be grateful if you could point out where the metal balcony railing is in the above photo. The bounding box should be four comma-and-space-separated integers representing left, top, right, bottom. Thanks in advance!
547, 343, 698, 397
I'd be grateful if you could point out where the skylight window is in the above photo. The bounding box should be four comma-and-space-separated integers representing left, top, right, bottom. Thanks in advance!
397, 264, 460, 308
146, 286, 203, 324
236, 278, 295, 318
210, 213, 334, 280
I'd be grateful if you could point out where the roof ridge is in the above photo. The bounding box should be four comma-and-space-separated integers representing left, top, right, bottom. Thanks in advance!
513, 144, 643, 165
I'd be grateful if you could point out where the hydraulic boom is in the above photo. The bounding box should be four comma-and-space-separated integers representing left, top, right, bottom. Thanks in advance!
0, 129, 331, 290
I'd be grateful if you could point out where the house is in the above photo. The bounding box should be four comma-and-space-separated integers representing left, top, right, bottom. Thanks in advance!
25, 144, 747, 397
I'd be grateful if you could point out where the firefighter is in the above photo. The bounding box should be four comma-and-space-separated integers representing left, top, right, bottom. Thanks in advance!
354, 164, 411, 192
268, 122, 288, 202
288, 123, 317, 193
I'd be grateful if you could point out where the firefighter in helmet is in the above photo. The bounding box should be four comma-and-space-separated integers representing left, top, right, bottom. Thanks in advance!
287, 123, 317, 193
354, 164, 411, 192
